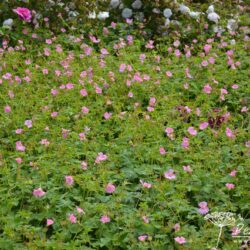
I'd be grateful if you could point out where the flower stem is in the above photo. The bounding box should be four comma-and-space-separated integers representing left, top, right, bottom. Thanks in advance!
216, 226, 223, 248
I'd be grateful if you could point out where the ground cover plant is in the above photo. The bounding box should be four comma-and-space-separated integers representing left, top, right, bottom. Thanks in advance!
0, 1, 250, 250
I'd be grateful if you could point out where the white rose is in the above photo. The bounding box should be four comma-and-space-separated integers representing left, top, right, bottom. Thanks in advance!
3, 19, 13, 28
152, 8, 160, 14
110, 0, 120, 8
122, 8, 133, 18
230, 39, 236, 45
135, 12, 144, 22
179, 4, 190, 14
189, 11, 200, 19
165, 18, 170, 26
48, 0, 55, 7
88, 11, 96, 19
227, 19, 238, 31
213, 25, 225, 33
171, 20, 181, 26
68, 11, 79, 17
98, 11, 109, 20
206, 5, 214, 14
163, 8, 172, 18
68, 2, 76, 10
132, 0, 142, 9
208, 12, 220, 23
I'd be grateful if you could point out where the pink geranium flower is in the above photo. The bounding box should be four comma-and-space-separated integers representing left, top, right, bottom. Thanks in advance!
51, 89, 58, 95
13, 7, 32, 22
174, 236, 186, 244
231, 227, 241, 236
183, 165, 192, 173
199, 122, 209, 130
103, 112, 112, 120
201, 60, 208, 67
128, 92, 133, 98
105, 183, 116, 193
16, 128, 23, 134
33, 188, 46, 197
81, 106, 89, 114
140, 180, 152, 188
198, 201, 209, 215
66, 83, 74, 89
226, 127, 235, 138
100, 215, 110, 223
62, 129, 70, 138
40, 139, 50, 146
80, 89, 88, 97
24, 120, 32, 128
173, 223, 180, 232
101, 48, 109, 55
138, 235, 148, 241
204, 44, 212, 54
229, 169, 237, 177
166, 71, 173, 77
187, 127, 197, 136
159, 147, 166, 155
95, 152, 107, 164
119, 64, 126, 72
181, 137, 189, 149
164, 169, 176, 180
4, 105, 11, 113
51, 112, 58, 118
225, 183, 235, 189
16, 141, 26, 152
149, 97, 156, 107
142, 216, 149, 223
15, 157, 23, 164
68, 213, 77, 223
76, 207, 85, 214
165, 127, 174, 140
81, 161, 88, 170
203, 84, 212, 94
65, 176, 74, 186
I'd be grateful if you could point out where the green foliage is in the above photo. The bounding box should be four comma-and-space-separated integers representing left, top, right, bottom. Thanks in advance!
0, 20, 249, 249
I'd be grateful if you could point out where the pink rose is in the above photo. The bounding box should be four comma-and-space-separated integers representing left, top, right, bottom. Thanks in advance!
13, 7, 32, 22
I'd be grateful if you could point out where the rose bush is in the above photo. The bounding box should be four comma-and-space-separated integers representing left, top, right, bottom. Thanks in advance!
0, 0, 248, 40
